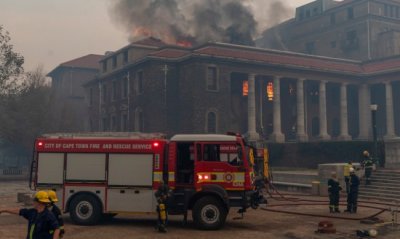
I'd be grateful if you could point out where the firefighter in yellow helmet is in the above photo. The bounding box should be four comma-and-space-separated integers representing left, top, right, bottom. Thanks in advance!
155, 180, 170, 233
362, 150, 374, 185
0, 191, 60, 239
47, 190, 65, 237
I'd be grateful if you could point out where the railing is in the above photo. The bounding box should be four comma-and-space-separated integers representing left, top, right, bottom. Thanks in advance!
2, 168, 23, 175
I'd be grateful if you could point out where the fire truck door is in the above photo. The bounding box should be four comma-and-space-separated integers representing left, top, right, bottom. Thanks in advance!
107, 154, 155, 212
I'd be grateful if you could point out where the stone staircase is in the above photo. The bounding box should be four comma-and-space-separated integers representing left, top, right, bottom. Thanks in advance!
359, 170, 400, 203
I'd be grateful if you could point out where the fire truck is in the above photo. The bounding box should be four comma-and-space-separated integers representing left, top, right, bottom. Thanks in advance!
30, 132, 267, 230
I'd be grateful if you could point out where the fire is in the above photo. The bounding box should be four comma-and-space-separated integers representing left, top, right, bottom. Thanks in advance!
176, 40, 192, 47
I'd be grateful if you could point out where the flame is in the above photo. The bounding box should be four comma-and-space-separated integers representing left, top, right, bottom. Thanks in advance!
176, 40, 192, 47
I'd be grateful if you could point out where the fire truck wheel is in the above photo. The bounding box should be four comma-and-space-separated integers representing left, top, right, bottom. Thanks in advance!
69, 194, 102, 225
192, 196, 227, 230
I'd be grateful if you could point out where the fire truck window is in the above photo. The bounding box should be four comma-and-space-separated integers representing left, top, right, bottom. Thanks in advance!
203, 144, 220, 162
220, 153, 229, 162
177, 143, 194, 184
229, 145, 243, 166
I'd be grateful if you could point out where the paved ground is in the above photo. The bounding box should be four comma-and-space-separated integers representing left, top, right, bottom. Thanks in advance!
1, 180, 400, 239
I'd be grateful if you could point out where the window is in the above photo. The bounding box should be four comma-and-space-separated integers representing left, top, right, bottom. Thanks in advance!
89, 88, 93, 106
206, 66, 218, 91
313, 8, 318, 16
102, 84, 107, 103
299, 9, 304, 20
306, 9, 311, 18
385, 4, 389, 16
123, 51, 128, 64
242, 80, 248, 96
102, 61, 107, 72
267, 82, 274, 101
135, 108, 144, 132
122, 77, 128, 98
102, 117, 108, 131
312, 117, 320, 136
111, 115, 117, 131
305, 42, 315, 54
203, 144, 220, 162
112, 56, 117, 69
347, 7, 354, 20
206, 111, 217, 133
112, 81, 117, 101
121, 113, 128, 131
136, 71, 144, 94
346, 30, 358, 49
330, 13, 336, 25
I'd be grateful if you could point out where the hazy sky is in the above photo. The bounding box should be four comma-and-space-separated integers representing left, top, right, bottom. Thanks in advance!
0, 0, 312, 73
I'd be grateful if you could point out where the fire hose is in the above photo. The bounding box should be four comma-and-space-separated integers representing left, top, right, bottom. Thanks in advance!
257, 180, 393, 221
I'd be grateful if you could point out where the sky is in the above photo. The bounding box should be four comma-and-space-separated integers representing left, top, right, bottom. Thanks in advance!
0, 0, 312, 73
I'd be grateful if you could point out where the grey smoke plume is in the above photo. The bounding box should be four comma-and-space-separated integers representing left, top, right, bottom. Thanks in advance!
109, 0, 259, 46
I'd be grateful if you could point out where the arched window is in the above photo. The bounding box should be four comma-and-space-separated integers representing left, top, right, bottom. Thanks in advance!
134, 108, 144, 132
206, 111, 217, 133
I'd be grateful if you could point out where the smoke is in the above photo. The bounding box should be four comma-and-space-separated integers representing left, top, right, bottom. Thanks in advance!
109, 0, 292, 47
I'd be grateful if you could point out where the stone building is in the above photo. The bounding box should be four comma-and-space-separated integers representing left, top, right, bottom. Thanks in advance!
257, 0, 400, 60
84, 37, 400, 142
47, 54, 103, 131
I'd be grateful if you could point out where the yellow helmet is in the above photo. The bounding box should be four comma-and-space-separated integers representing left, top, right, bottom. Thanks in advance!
47, 190, 58, 203
34, 191, 51, 204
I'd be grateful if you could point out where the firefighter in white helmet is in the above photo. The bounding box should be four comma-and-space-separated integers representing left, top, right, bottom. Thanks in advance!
345, 168, 360, 213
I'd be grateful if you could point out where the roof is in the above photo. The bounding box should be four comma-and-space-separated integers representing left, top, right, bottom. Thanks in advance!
131, 37, 167, 47
48, 54, 103, 77
170, 134, 237, 142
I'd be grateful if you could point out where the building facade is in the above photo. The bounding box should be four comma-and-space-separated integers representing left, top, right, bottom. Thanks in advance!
84, 38, 400, 142
258, 0, 400, 60
48, 54, 103, 131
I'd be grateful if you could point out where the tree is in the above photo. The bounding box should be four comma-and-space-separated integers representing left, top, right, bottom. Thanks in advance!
0, 66, 53, 152
0, 25, 24, 94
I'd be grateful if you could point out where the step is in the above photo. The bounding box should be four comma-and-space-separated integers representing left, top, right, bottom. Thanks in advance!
359, 188, 400, 196
370, 178, 400, 184
360, 181, 400, 187
359, 185, 400, 191
370, 175, 400, 181
358, 191, 400, 200
373, 173, 400, 178
359, 194, 400, 203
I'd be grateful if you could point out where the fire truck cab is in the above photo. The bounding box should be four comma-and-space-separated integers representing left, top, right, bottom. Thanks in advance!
30, 132, 265, 230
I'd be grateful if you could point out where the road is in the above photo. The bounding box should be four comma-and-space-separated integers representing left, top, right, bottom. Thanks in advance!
0, 181, 399, 239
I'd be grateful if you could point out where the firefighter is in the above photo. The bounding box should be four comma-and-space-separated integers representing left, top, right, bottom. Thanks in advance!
345, 168, 360, 213
155, 180, 170, 233
47, 190, 65, 238
362, 150, 374, 185
0, 191, 60, 239
328, 171, 342, 213
343, 161, 352, 194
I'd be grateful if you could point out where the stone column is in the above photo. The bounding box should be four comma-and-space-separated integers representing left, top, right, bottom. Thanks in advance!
271, 76, 285, 143
247, 73, 259, 140
358, 84, 371, 140
296, 78, 308, 142
338, 83, 351, 140
318, 80, 331, 140
385, 82, 396, 139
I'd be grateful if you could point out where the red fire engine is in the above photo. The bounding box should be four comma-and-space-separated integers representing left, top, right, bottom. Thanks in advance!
30, 132, 267, 230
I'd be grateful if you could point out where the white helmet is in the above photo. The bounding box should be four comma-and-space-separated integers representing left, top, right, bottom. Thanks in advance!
349, 167, 355, 173
368, 229, 378, 237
